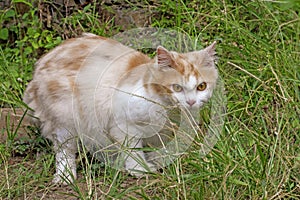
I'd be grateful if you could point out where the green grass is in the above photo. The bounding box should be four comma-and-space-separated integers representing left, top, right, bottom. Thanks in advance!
1, 0, 299, 199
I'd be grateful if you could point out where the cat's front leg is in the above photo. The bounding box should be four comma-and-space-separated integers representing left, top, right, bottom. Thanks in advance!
52, 128, 77, 184
123, 139, 157, 177
109, 126, 156, 176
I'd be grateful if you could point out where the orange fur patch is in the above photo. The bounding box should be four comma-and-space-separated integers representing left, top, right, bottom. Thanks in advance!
63, 56, 85, 71
171, 54, 202, 81
59, 38, 76, 47
126, 52, 151, 71
170, 58, 186, 75
145, 83, 172, 96
47, 80, 61, 100
27, 82, 39, 104
69, 77, 77, 93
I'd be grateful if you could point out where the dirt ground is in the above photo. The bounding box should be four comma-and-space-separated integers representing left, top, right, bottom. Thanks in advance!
0, 108, 30, 142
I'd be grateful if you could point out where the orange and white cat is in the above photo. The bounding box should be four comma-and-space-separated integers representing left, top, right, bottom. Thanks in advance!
24, 33, 218, 183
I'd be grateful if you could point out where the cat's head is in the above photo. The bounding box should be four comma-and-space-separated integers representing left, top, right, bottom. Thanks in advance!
149, 42, 218, 110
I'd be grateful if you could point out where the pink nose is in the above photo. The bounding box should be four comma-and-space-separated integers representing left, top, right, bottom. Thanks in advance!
186, 100, 196, 106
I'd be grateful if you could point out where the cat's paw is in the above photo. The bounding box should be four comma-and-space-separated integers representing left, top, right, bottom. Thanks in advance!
52, 171, 77, 185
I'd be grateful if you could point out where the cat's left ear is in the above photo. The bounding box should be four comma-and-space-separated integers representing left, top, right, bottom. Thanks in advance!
204, 41, 217, 57
199, 41, 217, 68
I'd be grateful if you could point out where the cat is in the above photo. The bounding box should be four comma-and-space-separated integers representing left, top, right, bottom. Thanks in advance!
23, 33, 218, 184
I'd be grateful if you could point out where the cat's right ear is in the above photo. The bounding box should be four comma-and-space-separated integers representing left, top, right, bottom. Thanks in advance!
156, 46, 173, 70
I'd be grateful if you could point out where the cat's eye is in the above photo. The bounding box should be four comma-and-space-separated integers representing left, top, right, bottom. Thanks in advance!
197, 82, 207, 91
172, 84, 183, 92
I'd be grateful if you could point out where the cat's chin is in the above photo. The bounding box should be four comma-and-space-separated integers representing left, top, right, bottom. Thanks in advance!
178, 104, 201, 111
189, 105, 201, 111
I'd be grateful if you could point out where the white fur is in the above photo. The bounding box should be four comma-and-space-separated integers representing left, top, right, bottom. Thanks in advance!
186, 76, 197, 91
52, 128, 77, 184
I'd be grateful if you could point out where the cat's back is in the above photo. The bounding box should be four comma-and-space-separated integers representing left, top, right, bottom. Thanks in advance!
25, 33, 130, 108
26, 33, 142, 102
35, 33, 129, 75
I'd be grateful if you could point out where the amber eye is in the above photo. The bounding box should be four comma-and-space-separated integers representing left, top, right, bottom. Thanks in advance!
172, 84, 183, 92
197, 82, 207, 91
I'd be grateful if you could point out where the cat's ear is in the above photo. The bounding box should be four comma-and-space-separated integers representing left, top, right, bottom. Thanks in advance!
195, 42, 217, 68
156, 46, 173, 69
201, 41, 217, 67
204, 41, 217, 57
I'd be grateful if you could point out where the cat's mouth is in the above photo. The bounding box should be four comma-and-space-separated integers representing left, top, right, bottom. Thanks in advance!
172, 102, 201, 111
187, 104, 201, 110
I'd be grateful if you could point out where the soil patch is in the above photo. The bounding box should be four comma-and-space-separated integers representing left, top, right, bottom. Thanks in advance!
0, 108, 31, 143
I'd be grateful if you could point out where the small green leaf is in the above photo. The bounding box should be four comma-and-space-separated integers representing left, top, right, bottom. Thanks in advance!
33, 32, 40, 39
55, 36, 62, 43
83, 3, 92, 12
44, 43, 54, 49
32, 41, 39, 49
46, 35, 52, 43
5, 10, 16, 18
0, 28, 9, 40
24, 46, 33, 55
27, 27, 35, 36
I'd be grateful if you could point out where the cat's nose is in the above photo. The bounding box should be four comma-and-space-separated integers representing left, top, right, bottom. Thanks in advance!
186, 100, 196, 106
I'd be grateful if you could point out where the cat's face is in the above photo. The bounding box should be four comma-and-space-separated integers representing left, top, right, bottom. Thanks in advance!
169, 75, 214, 109
149, 42, 218, 110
